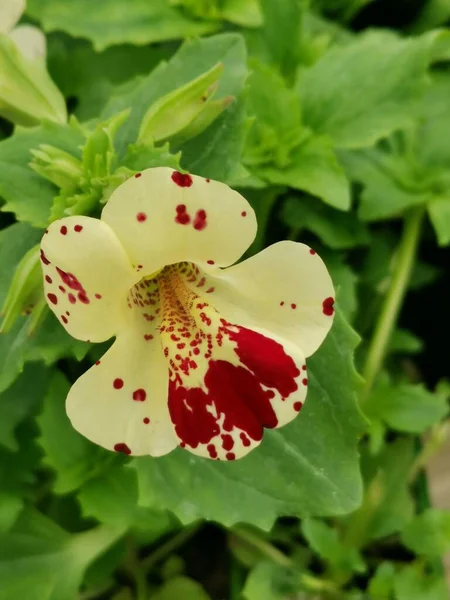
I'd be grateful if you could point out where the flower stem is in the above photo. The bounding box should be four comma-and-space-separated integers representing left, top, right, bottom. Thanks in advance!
361, 206, 424, 404
141, 522, 202, 571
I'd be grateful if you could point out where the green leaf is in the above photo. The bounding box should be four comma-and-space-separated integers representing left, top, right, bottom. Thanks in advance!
0, 492, 22, 534
366, 379, 448, 434
324, 257, 358, 322
299, 31, 430, 148
243, 560, 302, 600
256, 133, 350, 210
0, 121, 84, 227
282, 196, 369, 249
428, 195, 450, 246
27, 0, 219, 52
401, 509, 450, 557
389, 328, 424, 355
0, 423, 41, 496
394, 565, 448, 600
135, 311, 364, 529
78, 466, 139, 528
301, 518, 365, 574
37, 372, 113, 494
367, 562, 396, 598
152, 576, 210, 600
0, 508, 124, 600
0, 364, 51, 451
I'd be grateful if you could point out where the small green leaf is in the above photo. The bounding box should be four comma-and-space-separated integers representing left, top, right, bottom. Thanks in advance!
401, 510, 450, 558
367, 562, 396, 598
394, 564, 448, 600
428, 195, 450, 246
243, 560, 302, 600
152, 576, 210, 600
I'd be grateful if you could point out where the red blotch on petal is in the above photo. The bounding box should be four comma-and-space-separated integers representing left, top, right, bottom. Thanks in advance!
193, 209, 207, 231
241, 211, 247, 217
114, 443, 131, 455
207, 444, 217, 459
302, 378, 308, 386
68, 293, 76, 304
45, 275, 52, 284
175, 204, 190, 225
61, 315, 68, 324
113, 378, 124, 389
226, 452, 236, 460
60, 226, 67, 235
137, 212, 147, 222
207, 260, 215, 265
74, 225, 83, 232
95, 293, 102, 299
322, 297, 335, 316
47, 293, 57, 305
309, 248, 316, 255
135, 173, 142, 178
143, 417, 150, 424
293, 402, 302, 412
95, 360, 101, 366
132, 389, 147, 402
171, 171, 193, 187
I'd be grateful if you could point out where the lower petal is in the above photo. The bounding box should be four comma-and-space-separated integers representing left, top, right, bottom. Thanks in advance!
66, 314, 177, 457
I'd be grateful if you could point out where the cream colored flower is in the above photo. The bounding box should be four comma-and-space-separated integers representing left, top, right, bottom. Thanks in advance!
0, 0, 46, 60
41, 168, 335, 461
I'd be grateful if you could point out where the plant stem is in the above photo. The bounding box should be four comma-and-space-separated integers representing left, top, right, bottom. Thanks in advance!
361, 206, 424, 404
231, 527, 341, 597
141, 522, 202, 571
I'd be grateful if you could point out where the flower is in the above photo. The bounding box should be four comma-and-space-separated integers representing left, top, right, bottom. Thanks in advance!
40, 168, 335, 461
0, 0, 46, 60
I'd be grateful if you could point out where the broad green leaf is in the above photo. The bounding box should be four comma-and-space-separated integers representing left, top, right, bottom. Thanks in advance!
394, 565, 448, 600
103, 33, 248, 182
401, 510, 450, 557
389, 329, 424, 355
282, 196, 369, 249
416, 73, 450, 168
135, 311, 364, 529
27, 0, 219, 52
243, 560, 302, 600
256, 133, 350, 209
299, 31, 430, 148
340, 146, 431, 222
0, 121, 84, 227
0, 424, 41, 496
152, 576, 210, 600
0, 492, 22, 534
0, 364, 50, 451
302, 518, 365, 574
37, 372, 114, 494
367, 562, 396, 598
366, 378, 448, 434
78, 466, 138, 528
428, 195, 450, 246
0, 508, 124, 600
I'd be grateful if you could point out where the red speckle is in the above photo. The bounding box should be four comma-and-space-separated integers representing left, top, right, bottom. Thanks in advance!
135, 173, 142, 178
175, 204, 190, 225
47, 293, 57, 305
207, 260, 215, 265
60, 226, 67, 235
241, 211, 247, 217
68, 293, 76, 304
95, 360, 101, 366
137, 212, 147, 222
226, 452, 236, 461
78, 291, 90, 304
280, 301, 285, 306
171, 171, 193, 187
193, 209, 207, 231
144, 334, 154, 341
45, 275, 52, 284
113, 378, 124, 389
309, 248, 316, 255
58, 286, 65, 293
293, 402, 302, 412
291, 303, 297, 310
66, 311, 70, 316
206, 178, 210, 183
132, 388, 147, 402
168, 325, 299, 451
206, 287, 215, 293
61, 315, 68, 324
95, 293, 102, 299
40, 250, 50, 265
323, 297, 335, 316
74, 225, 83, 232
302, 378, 308, 386
240, 432, 251, 447
207, 444, 217, 459
114, 443, 131, 455
143, 417, 150, 424
302, 365, 307, 371
221, 434, 234, 451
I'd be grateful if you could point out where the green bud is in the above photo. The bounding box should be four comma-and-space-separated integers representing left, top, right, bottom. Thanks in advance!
138, 63, 223, 144
169, 95, 234, 146
1, 245, 43, 333
0, 35, 66, 126
30, 144, 83, 190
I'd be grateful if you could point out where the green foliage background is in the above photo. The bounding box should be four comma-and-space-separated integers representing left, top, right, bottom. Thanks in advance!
0, 0, 449, 598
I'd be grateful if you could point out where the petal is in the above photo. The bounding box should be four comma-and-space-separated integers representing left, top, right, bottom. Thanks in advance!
158, 266, 307, 461
66, 310, 177, 457
101, 167, 257, 274
41, 216, 138, 342
189, 241, 335, 358
0, 0, 25, 34
9, 25, 46, 61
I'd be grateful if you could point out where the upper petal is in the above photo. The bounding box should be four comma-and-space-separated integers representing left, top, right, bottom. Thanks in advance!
0, 0, 25, 34
189, 241, 335, 358
101, 168, 257, 274
9, 25, 46, 61
41, 216, 139, 342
